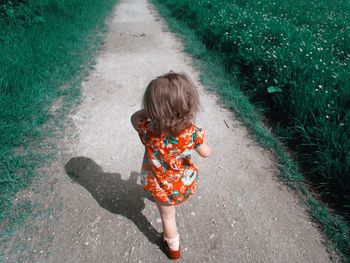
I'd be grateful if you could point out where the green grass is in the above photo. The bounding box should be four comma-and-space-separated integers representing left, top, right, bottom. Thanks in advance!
0, 0, 117, 241
152, 0, 350, 210
150, 0, 350, 261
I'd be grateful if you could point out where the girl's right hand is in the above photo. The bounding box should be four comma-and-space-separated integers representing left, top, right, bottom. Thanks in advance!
131, 109, 147, 131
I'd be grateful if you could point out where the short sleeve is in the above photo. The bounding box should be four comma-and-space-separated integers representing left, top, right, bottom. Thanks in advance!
137, 120, 150, 145
193, 127, 206, 149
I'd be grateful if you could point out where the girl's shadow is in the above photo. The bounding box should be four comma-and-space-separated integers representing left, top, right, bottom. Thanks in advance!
65, 156, 162, 247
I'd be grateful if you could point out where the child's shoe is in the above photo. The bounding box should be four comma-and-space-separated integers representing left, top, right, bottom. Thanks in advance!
163, 235, 181, 260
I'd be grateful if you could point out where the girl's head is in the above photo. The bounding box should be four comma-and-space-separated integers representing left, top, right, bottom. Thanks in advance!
142, 72, 200, 135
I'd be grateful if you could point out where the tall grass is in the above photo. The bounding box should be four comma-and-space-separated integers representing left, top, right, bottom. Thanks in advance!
151, 0, 350, 260
0, 0, 116, 223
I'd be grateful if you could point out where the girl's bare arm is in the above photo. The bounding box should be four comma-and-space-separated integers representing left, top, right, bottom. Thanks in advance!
131, 109, 147, 131
195, 142, 212, 158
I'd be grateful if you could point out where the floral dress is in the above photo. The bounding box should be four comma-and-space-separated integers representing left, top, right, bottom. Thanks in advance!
137, 120, 205, 205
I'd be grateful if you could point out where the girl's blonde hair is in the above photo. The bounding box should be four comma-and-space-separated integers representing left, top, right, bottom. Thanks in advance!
142, 72, 200, 135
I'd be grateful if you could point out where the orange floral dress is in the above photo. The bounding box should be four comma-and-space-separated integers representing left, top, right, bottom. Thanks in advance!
137, 120, 205, 205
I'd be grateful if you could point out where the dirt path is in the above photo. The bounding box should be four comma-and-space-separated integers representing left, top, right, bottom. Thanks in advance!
2, 0, 337, 262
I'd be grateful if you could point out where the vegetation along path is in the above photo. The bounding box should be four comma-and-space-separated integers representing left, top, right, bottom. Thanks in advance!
1, 0, 340, 261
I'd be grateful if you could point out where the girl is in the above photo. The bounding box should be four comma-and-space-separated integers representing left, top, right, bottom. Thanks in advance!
131, 72, 211, 260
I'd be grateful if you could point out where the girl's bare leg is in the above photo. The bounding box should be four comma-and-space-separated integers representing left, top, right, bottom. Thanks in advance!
155, 199, 179, 250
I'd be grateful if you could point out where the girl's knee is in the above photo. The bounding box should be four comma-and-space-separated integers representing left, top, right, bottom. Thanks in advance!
156, 202, 176, 219
162, 208, 175, 220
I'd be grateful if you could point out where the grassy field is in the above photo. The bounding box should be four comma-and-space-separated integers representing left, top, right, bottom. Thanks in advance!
0, 0, 116, 237
151, 0, 350, 260
153, 0, 350, 207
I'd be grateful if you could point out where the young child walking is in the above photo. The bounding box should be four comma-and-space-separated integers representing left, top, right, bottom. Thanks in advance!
131, 72, 211, 260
